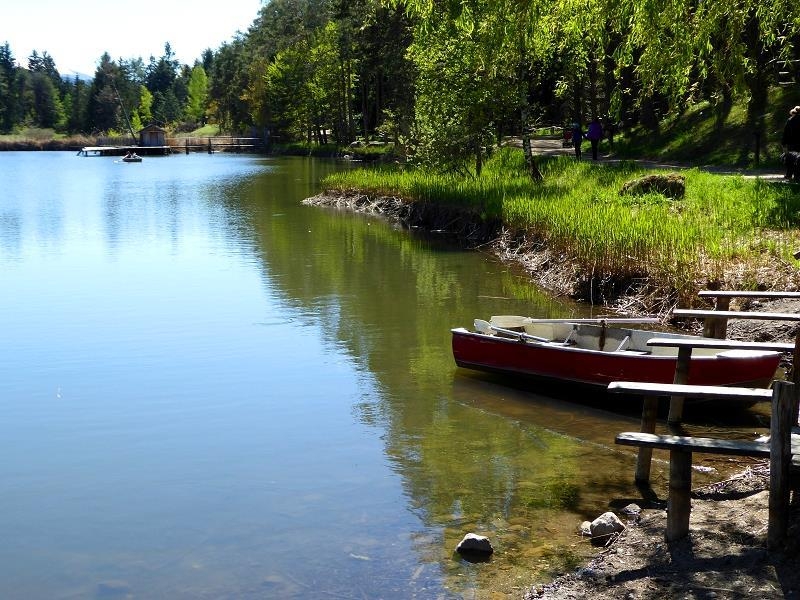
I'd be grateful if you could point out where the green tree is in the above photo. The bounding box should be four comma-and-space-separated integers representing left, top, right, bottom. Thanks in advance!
243, 56, 272, 128
207, 39, 251, 131
347, 0, 415, 140
257, 21, 357, 144
248, 0, 333, 59
137, 84, 154, 125
614, 0, 800, 155
398, 0, 550, 176
152, 88, 182, 123
263, 37, 315, 140
87, 53, 123, 132
0, 42, 17, 132
146, 42, 178, 94
185, 64, 209, 123
64, 75, 90, 133
29, 71, 64, 129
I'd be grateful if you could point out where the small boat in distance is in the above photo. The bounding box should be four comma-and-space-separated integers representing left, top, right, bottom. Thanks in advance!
122, 152, 142, 163
451, 316, 782, 391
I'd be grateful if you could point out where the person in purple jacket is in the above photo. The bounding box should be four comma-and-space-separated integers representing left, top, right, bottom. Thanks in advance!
586, 117, 603, 160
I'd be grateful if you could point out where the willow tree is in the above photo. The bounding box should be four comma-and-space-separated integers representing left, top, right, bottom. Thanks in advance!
545, 0, 632, 126
618, 0, 800, 160
393, 0, 561, 178
406, 8, 517, 175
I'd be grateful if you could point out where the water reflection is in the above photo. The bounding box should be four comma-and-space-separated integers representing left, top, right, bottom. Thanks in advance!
226, 162, 648, 594
0, 152, 770, 599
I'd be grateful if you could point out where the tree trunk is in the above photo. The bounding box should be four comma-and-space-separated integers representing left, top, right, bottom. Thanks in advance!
475, 136, 482, 177
521, 106, 543, 181
744, 9, 769, 166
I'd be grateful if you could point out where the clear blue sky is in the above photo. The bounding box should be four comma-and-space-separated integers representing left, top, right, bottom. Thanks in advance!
3, 0, 264, 76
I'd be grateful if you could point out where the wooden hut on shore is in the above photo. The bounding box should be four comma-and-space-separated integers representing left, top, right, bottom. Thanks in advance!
139, 124, 167, 147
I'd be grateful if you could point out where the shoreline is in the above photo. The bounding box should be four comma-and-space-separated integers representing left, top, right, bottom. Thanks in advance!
304, 191, 800, 320
525, 465, 800, 600
305, 190, 800, 599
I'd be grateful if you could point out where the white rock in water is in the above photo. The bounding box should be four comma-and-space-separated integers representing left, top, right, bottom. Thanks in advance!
579, 521, 592, 536
456, 533, 494, 555
590, 512, 625, 538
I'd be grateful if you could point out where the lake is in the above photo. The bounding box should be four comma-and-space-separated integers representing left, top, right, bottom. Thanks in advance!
0, 151, 748, 599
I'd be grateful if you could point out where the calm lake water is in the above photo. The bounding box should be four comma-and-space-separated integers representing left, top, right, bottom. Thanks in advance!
0, 152, 763, 599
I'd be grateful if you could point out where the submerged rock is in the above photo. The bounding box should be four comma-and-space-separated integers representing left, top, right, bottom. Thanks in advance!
455, 533, 494, 555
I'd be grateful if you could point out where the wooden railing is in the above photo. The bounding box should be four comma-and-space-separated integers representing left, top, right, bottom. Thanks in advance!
695, 290, 800, 338
166, 136, 264, 154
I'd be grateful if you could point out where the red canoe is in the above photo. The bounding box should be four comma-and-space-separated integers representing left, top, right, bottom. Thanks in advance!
451, 318, 781, 389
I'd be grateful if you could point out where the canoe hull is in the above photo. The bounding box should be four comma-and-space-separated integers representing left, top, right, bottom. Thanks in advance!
451, 328, 781, 389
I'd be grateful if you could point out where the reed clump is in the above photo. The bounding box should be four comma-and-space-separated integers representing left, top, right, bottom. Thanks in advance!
322, 148, 800, 306
0, 134, 96, 151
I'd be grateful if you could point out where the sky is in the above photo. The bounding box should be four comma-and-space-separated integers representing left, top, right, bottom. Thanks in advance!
3, 0, 264, 77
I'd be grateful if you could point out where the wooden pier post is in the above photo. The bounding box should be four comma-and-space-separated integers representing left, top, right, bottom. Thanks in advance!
635, 397, 659, 483
702, 296, 730, 339
667, 346, 691, 424
768, 380, 794, 549
666, 447, 693, 541
792, 333, 800, 426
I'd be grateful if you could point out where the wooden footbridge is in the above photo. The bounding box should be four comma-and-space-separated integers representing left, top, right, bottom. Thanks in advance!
611, 290, 800, 547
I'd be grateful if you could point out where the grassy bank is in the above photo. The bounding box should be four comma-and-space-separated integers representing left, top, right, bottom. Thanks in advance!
0, 131, 96, 151
321, 148, 800, 308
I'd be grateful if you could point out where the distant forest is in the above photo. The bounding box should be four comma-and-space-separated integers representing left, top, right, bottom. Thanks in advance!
3, 0, 800, 166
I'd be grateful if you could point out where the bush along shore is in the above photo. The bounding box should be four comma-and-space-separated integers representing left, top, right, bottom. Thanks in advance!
313, 148, 800, 316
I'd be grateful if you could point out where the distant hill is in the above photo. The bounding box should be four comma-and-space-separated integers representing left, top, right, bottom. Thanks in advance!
62, 70, 92, 82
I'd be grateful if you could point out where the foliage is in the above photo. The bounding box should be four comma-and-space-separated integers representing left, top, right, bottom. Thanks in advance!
5, 0, 800, 162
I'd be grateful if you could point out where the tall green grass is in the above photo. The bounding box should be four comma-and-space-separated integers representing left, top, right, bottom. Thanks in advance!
322, 148, 800, 296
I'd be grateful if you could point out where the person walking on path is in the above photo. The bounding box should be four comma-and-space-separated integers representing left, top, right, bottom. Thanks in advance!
587, 117, 603, 160
571, 122, 584, 160
781, 106, 800, 178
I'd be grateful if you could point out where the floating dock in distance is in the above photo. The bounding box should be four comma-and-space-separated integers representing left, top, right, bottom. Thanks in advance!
77, 146, 171, 157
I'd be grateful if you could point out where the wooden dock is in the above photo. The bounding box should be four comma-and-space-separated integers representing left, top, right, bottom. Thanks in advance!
609, 288, 800, 545
78, 136, 264, 158
167, 136, 264, 154
78, 145, 171, 157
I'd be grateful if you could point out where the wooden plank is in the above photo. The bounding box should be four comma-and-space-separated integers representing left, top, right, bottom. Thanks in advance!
672, 309, 800, 321
607, 381, 772, 401
615, 432, 772, 456
646, 337, 794, 352
699, 290, 800, 299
